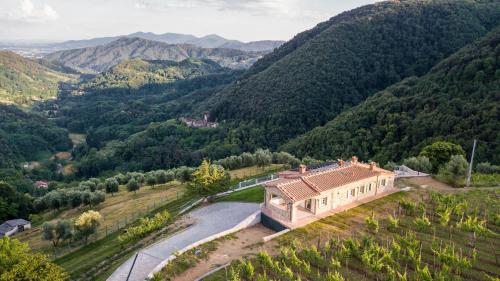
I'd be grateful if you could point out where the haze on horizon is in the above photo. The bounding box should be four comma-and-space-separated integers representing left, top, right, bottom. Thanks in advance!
0, 0, 380, 43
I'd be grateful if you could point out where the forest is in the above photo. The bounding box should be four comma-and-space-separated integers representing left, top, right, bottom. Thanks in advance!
283, 27, 500, 164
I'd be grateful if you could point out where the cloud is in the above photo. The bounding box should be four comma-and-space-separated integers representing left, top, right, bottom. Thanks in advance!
2, 0, 59, 23
134, 0, 317, 18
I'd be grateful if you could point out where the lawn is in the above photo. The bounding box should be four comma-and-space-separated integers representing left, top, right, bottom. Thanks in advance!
217, 185, 265, 203
16, 181, 187, 253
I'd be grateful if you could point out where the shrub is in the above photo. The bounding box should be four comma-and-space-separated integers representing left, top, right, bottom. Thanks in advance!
118, 210, 172, 243
387, 213, 399, 232
438, 155, 468, 186
365, 212, 379, 234
399, 199, 416, 216
476, 162, 500, 174
403, 156, 432, 173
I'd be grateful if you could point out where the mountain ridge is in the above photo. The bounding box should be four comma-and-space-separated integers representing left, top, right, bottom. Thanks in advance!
44, 37, 262, 73
43, 32, 284, 53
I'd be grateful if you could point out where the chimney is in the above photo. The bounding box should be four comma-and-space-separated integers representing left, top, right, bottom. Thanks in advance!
338, 159, 345, 167
351, 156, 358, 164
299, 164, 307, 174
369, 161, 376, 171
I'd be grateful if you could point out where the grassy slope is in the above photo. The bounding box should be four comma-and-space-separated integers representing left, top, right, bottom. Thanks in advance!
0, 51, 72, 105
17, 182, 186, 252
80, 58, 225, 90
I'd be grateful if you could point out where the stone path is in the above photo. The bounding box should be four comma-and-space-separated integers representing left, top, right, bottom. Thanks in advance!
107, 202, 260, 281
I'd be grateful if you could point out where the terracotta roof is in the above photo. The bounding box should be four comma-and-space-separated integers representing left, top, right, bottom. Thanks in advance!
266, 163, 394, 202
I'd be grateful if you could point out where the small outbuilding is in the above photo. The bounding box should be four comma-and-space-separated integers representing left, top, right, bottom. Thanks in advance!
0, 219, 31, 237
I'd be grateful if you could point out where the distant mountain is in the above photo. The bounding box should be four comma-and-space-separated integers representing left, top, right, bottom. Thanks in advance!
283, 28, 500, 164
0, 51, 73, 105
80, 58, 226, 89
205, 0, 500, 148
44, 37, 261, 73
44, 32, 284, 53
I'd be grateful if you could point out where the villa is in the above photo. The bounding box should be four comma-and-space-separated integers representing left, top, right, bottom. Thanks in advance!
261, 156, 396, 230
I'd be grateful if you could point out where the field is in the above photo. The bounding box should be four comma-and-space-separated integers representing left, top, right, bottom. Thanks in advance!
204, 179, 500, 281
228, 164, 285, 179
17, 182, 186, 253
69, 133, 87, 145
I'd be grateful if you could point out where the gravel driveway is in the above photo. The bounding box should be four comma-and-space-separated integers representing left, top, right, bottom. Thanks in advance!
107, 202, 260, 281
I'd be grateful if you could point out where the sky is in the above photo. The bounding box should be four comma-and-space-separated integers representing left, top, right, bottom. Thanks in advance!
0, 0, 380, 43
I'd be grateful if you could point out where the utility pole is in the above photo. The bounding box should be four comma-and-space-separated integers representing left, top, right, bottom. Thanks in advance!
466, 139, 477, 188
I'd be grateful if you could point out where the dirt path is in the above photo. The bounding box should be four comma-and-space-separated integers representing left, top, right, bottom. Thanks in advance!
173, 224, 277, 281
399, 176, 457, 191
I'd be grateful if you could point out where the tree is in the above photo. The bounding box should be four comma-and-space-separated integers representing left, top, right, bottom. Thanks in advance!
127, 179, 140, 194
89, 191, 105, 206
254, 149, 272, 168
0, 181, 32, 221
104, 178, 119, 195
67, 190, 82, 208
74, 210, 102, 244
438, 155, 468, 186
403, 156, 432, 173
420, 142, 465, 172
190, 159, 230, 195
146, 174, 157, 188
0, 236, 67, 281
41, 220, 72, 247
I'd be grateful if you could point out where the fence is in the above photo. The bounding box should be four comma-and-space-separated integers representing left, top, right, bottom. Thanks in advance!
48, 170, 281, 260
49, 191, 195, 260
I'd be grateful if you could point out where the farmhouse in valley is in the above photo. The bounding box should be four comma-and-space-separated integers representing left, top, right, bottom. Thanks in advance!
261, 156, 396, 230
181, 112, 218, 128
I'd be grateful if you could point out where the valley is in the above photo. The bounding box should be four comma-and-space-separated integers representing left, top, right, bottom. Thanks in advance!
0, 0, 499, 281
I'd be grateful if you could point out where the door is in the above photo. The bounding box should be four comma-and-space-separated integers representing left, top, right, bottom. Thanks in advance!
304, 199, 312, 211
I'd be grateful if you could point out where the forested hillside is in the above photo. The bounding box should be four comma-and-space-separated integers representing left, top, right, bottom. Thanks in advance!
0, 105, 72, 169
0, 51, 72, 105
44, 37, 262, 73
283, 28, 500, 164
80, 58, 225, 89
207, 0, 500, 148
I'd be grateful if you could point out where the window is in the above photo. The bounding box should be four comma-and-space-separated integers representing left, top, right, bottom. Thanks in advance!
322, 197, 328, 206
360, 185, 365, 194
368, 183, 372, 191
350, 188, 356, 197
381, 179, 386, 186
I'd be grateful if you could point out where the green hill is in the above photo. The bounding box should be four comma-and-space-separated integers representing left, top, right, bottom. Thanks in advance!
283, 28, 500, 164
207, 0, 500, 148
0, 51, 72, 105
44, 37, 262, 73
80, 58, 225, 89
0, 104, 72, 169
